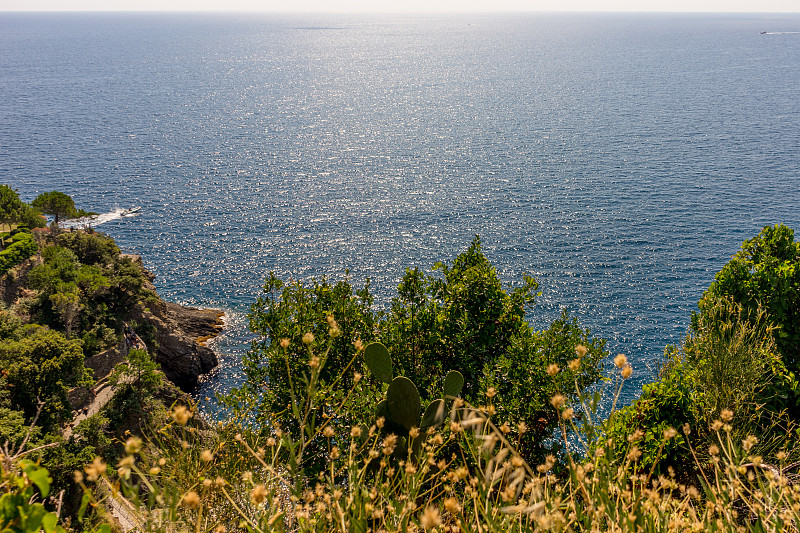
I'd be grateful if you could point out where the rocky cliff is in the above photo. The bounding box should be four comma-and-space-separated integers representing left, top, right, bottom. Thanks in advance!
126, 255, 224, 391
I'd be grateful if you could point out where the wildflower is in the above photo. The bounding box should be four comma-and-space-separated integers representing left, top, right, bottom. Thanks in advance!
546, 364, 559, 376
562, 408, 575, 420
214, 526, 227, 533
710, 419, 723, 431
124, 436, 142, 455
627, 446, 642, 462
350, 426, 362, 438
201, 449, 214, 462
450, 421, 463, 433
708, 444, 720, 456
621, 365, 633, 379
203, 478, 212, 487
330, 446, 340, 460
568, 358, 580, 372
302, 332, 314, 345
444, 497, 461, 514
614, 354, 627, 368
485, 387, 497, 398
383, 434, 398, 455
353, 339, 364, 352
323, 426, 335, 438
117, 455, 134, 475
550, 394, 566, 409
376, 417, 385, 429
663, 427, 677, 439
777, 450, 787, 461
182, 491, 201, 509
720, 409, 733, 422
84, 457, 107, 482
266, 437, 277, 447
73, 470, 84, 483
627, 430, 644, 443
279, 338, 290, 349
149, 466, 161, 475
420, 506, 442, 529
518, 421, 528, 434
682, 423, 691, 435
499, 422, 511, 434
742, 435, 758, 452
171, 405, 192, 425
353, 371, 362, 383
309, 356, 320, 369
251, 484, 267, 505
575, 344, 588, 358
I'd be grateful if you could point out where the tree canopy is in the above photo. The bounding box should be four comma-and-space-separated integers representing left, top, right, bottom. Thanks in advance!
31, 191, 78, 225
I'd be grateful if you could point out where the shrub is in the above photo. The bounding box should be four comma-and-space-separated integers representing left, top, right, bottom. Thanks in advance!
698, 224, 800, 385
0, 231, 38, 275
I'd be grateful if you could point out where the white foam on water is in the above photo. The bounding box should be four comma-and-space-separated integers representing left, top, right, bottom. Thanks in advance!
61, 208, 135, 229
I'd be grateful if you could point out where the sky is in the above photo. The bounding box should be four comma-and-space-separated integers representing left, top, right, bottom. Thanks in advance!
1, 0, 799, 12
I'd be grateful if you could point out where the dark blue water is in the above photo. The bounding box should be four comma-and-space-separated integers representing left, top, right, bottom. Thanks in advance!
2, 12, 799, 416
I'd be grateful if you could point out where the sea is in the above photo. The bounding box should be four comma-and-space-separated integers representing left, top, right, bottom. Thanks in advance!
1, 12, 799, 418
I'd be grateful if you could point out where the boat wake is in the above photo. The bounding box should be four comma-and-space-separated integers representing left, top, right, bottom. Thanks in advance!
61, 207, 137, 229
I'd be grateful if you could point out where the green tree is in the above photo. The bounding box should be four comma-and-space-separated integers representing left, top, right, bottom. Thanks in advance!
382, 236, 539, 400
0, 185, 24, 241
234, 237, 607, 466
31, 191, 77, 225
0, 320, 92, 432
230, 273, 379, 432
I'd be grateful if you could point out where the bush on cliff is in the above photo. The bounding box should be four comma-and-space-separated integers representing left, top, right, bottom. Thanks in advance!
231, 236, 606, 468
0, 230, 38, 275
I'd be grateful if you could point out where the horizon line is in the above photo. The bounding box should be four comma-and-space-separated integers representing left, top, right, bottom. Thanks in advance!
2, 8, 800, 12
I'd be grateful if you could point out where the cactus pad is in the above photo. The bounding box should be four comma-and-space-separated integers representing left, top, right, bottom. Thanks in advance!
443, 370, 465, 398
364, 342, 393, 384
420, 399, 447, 430
387, 376, 421, 431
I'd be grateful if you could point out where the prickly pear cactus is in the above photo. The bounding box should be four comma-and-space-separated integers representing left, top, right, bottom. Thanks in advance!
443, 370, 464, 398
364, 342, 393, 384
386, 376, 421, 431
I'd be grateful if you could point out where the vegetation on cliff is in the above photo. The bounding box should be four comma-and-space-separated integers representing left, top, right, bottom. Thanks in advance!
2, 189, 799, 533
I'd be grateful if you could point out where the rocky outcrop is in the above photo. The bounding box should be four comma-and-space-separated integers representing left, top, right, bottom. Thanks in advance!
126, 255, 224, 391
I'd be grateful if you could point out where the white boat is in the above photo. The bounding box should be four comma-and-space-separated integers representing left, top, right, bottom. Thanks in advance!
121, 206, 141, 216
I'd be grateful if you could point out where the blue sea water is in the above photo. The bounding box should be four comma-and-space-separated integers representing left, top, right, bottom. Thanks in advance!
1, 12, 799, 417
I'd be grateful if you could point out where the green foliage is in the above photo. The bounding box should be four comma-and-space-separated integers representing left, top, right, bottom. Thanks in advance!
30, 191, 77, 225
110, 348, 164, 410
603, 362, 695, 478
698, 224, 800, 381
480, 311, 607, 461
27, 239, 144, 346
383, 236, 539, 400
0, 319, 92, 431
0, 185, 26, 232
56, 231, 120, 266
235, 237, 606, 467
0, 460, 66, 533
0, 231, 38, 275
230, 272, 379, 433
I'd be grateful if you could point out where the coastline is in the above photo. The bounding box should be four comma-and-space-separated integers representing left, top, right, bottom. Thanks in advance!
124, 253, 225, 391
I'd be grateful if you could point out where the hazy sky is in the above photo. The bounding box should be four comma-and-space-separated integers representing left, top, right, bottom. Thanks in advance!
2, 0, 799, 12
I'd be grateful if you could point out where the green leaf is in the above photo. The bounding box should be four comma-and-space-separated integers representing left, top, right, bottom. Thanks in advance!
443, 370, 464, 398
363, 342, 393, 384
22, 463, 51, 498
386, 376, 421, 431
420, 399, 446, 430
42, 512, 58, 533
